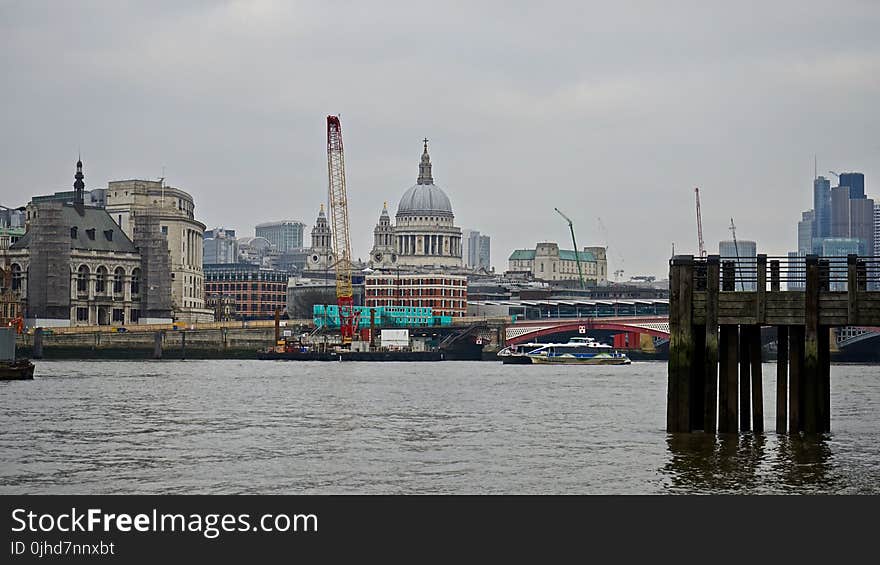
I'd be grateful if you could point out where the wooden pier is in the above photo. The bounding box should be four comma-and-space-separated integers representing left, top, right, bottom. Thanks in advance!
668, 254, 880, 434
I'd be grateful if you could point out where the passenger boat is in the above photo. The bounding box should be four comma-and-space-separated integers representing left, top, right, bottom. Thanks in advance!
0, 359, 35, 380
499, 337, 631, 365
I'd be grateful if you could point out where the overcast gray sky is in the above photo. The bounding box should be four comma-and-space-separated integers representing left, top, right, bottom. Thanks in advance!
3, 0, 879, 278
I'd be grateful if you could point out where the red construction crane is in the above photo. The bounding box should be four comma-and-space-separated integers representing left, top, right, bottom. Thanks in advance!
326, 115, 357, 344
694, 187, 706, 258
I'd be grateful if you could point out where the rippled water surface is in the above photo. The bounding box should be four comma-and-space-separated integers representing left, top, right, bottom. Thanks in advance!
1, 360, 879, 494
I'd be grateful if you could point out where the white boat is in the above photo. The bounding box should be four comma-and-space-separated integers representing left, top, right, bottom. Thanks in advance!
499, 336, 631, 365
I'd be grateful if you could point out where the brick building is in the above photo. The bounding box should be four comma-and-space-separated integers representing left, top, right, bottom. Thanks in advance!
364, 273, 467, 317
204, 263, 287, 320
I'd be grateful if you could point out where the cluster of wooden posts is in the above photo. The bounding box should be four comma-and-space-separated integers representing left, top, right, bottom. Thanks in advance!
668, 253, 877, 435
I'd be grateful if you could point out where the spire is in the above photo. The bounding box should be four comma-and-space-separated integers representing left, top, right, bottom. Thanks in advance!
73, 157, 85, 214
417, 138, 433, 185
318, 203, 325, 217
381, 201, 389, 216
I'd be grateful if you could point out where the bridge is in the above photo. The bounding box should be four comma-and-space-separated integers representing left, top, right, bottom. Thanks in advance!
505, 316, 669, 345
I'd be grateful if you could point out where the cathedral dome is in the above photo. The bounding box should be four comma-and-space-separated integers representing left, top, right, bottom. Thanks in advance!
396, 183, 453, 217
395, 138, 454, 218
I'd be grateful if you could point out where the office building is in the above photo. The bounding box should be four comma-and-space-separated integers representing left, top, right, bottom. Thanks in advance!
718, 239, 757, 291
813, 176, 831, 239
203, 228, 238, 265
255, 220, 305, 253
798, 210, 814, 254
203, 263, 288, 320
364, 273, 467, 318
508, 242, 607, 285
839, 172, 865, 200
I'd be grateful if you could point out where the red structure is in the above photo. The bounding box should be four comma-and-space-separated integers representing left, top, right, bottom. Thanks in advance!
326, 115, 358, 343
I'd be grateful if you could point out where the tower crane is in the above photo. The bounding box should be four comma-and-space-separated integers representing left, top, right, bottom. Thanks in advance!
554, 207, 586, 289
694, 187, 706, 258
326, 115, 358, 344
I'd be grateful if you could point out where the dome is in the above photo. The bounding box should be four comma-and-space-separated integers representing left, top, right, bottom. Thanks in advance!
396, 183, 453, 217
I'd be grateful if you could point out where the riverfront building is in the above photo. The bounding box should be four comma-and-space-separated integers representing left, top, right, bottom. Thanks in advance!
507, 242, 608, 285
104, 179, 211, 323
203, 263, 288, 320
364, 273, 467, 318
3, 160, 173, 327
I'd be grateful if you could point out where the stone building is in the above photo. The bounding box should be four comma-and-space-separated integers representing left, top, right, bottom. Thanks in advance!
507, 242, 608, 285
2, 160, 173, 327
368, 140, 463, 270
104, 179, 211, 322
305, 205, 334, 272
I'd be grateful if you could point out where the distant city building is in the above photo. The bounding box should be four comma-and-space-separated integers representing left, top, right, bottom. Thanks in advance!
831, 186, 850, 238
237, 236, 274, 266
849, 197, 875, 256
203, 228, 238, 265
839, 172, 865, 200
3, 160, 173, 327
255, 220, 305, 253
364, 273, 467, 318
798, 210, 815, 254
368, 203, 396, 269
874, 202, 880, 257
0, 208, 26, 250
813, 176, 831, 239
28, 188, 106, 215
719, 240, 757, 291
203, 263, 288, 320
787, 251, 806, 291
461, 229, 491, 271
104, 179, 211, 323
508, 242, 607, 285
819, 238, 861, 291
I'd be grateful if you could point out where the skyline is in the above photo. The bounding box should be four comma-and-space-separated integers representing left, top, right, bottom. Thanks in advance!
3, 1, 880, 278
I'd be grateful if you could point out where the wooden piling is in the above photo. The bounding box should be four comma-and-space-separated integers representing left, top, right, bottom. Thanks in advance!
667, 258, 682, 432
739, 325, 751, 431
153, 331, 163, 360
33, 327, 44, 359
789, 325, 804, 433
818, 325, 831, 433
756, 254, 767, 323
776, 326, 788, 433
770, 260, 780, 292
718, 325, 738, 433
803, 256, 819, 433
749, 326, 764, 433
703, 256, 720, 433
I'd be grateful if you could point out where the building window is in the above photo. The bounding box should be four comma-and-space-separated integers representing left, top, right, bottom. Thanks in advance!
10, 264, 22, 291
113, 267, 125, 295
130, 309, 140, 323
76, 307, 89, 322
131, 268, 140, 296
96, 266, 108, 293
112, 308, 124, 323
77, 265, 89, 294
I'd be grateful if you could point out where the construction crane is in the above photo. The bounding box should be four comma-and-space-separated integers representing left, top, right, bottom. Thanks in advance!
729, 217, 744, 291
694, 187, 706, 258
326, 115, 357, 344
828, 170, 840, 179
554, 207, 586, 289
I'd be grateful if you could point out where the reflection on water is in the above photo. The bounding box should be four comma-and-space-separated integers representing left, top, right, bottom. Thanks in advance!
664, 433, 837, 493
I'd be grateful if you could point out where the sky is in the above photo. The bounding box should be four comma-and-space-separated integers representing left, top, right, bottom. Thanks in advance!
3, 0, 880, 279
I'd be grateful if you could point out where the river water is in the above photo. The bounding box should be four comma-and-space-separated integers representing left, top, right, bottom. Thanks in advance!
1, 360, 878, 494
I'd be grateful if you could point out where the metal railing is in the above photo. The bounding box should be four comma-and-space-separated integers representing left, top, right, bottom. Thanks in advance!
676, 254, 880, 292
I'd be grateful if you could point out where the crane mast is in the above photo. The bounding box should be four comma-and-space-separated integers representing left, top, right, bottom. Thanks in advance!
729, 217, 744, 291
554, 207, 586, 290
694, 187, 706, 258
326, 115, 356, 344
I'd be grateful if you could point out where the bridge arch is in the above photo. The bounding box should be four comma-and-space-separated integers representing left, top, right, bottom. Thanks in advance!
506, 317, 669, 345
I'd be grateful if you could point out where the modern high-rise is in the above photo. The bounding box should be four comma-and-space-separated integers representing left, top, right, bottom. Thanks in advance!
831, 186, 851, 238
820, 238, 861, 291
461, 229, 491, 271
850, 198, 875, 256
874, 202, 880, 257
718, 240, 757, 291
255, 220, 305, 253
839, 172, 865, 200
797, 210, 814, 254
813, 176, 831, 238
203, 228, 238, 265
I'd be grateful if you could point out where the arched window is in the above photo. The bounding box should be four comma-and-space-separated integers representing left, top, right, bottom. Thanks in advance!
131, 268, 140, 296
77, 265, 89, 294
95, 266, 108, 294
113, 267, 125, 295
11, 264, 22, 291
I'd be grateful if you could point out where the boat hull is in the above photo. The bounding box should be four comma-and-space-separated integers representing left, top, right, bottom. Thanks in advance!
528, 355, 631, 365
500, 355, 534, 364
0, 360, 35, 380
